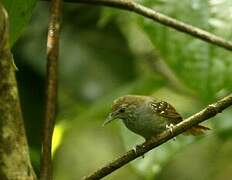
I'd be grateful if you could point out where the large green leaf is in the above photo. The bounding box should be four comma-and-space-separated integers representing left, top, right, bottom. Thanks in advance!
136, 0, 232, 100
2, 0, 36, 45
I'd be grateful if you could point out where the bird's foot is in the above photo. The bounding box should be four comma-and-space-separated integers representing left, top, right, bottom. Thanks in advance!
166, 123, 176, 140
166, 123, 174, 134
133, 144, 145, 158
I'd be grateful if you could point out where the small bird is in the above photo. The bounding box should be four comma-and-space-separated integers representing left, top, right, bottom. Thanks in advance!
103, 95, 210, 141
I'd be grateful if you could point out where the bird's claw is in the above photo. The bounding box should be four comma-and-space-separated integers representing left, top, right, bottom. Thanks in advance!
166, 123, 176, 140
133, 144, 145, 158
166, 123, 174, 134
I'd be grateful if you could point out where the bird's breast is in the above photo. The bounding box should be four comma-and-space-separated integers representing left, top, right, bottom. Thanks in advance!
122, 113, 167, 139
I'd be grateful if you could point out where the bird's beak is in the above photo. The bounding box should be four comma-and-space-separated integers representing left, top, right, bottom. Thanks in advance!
103, 113, 116, 126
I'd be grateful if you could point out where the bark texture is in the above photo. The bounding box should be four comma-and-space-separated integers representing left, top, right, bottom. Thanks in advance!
0, 4, 36, 180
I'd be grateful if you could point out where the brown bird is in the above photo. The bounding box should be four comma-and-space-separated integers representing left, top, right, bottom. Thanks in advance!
103, 95, 210, 141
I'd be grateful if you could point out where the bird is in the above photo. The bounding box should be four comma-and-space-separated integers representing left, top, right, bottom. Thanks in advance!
103, 95, 210, 141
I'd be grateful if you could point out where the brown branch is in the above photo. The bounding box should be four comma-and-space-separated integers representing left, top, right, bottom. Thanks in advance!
40, 0, 62, 179
0, 4, 36, 180
58, 0, 232, 51
82, 94, 232, 180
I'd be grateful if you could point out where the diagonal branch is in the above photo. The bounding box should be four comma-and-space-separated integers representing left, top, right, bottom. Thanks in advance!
82, 94, 232, 180
60, 0, 232, 51
40, 0, 62, 179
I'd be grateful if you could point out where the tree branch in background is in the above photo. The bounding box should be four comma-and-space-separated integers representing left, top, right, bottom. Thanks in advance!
144, 52, 195, 96
0, 4, 36, 180
82, 94, 232, 180
40, 0, 62, 179
60, 0, 232, 51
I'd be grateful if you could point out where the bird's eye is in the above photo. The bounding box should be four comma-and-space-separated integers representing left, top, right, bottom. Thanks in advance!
119, 108, 125, 113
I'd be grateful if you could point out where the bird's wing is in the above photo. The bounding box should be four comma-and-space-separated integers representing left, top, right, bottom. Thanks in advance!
150, 100, 183, 124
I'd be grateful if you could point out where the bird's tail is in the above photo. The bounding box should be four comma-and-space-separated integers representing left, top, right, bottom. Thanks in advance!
184, 125, 210, 136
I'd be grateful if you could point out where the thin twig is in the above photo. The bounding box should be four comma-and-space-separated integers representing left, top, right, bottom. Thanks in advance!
40, 0, 62, 179
83, 94, 232, 180
58, 0, 232, 51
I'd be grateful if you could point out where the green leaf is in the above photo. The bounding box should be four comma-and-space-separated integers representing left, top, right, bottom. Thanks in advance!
137, 0, 232, 99
2, 0, 36, 46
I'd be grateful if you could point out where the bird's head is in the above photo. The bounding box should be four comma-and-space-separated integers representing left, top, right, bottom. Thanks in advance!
103, 95, 145, 126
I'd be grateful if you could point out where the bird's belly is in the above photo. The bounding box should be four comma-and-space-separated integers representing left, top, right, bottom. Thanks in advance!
123, 116, 167, 140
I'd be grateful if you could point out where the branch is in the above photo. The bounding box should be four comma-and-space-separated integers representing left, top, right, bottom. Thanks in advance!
144, 52, 194, 96
0, 4, 36, 180
60, 0, 232, 51
82, 94, 232, 180
40, 0, 62, 179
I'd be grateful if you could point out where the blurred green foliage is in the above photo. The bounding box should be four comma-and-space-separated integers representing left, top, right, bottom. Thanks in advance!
6, 0, 232, 179
2, 0, 36, 45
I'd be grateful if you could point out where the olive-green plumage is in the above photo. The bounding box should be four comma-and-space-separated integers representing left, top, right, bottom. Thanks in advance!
104, 95, 209, 140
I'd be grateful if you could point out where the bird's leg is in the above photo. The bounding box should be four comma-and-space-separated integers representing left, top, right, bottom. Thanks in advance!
133, 144, 145, 158
166, 123, 176, 140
